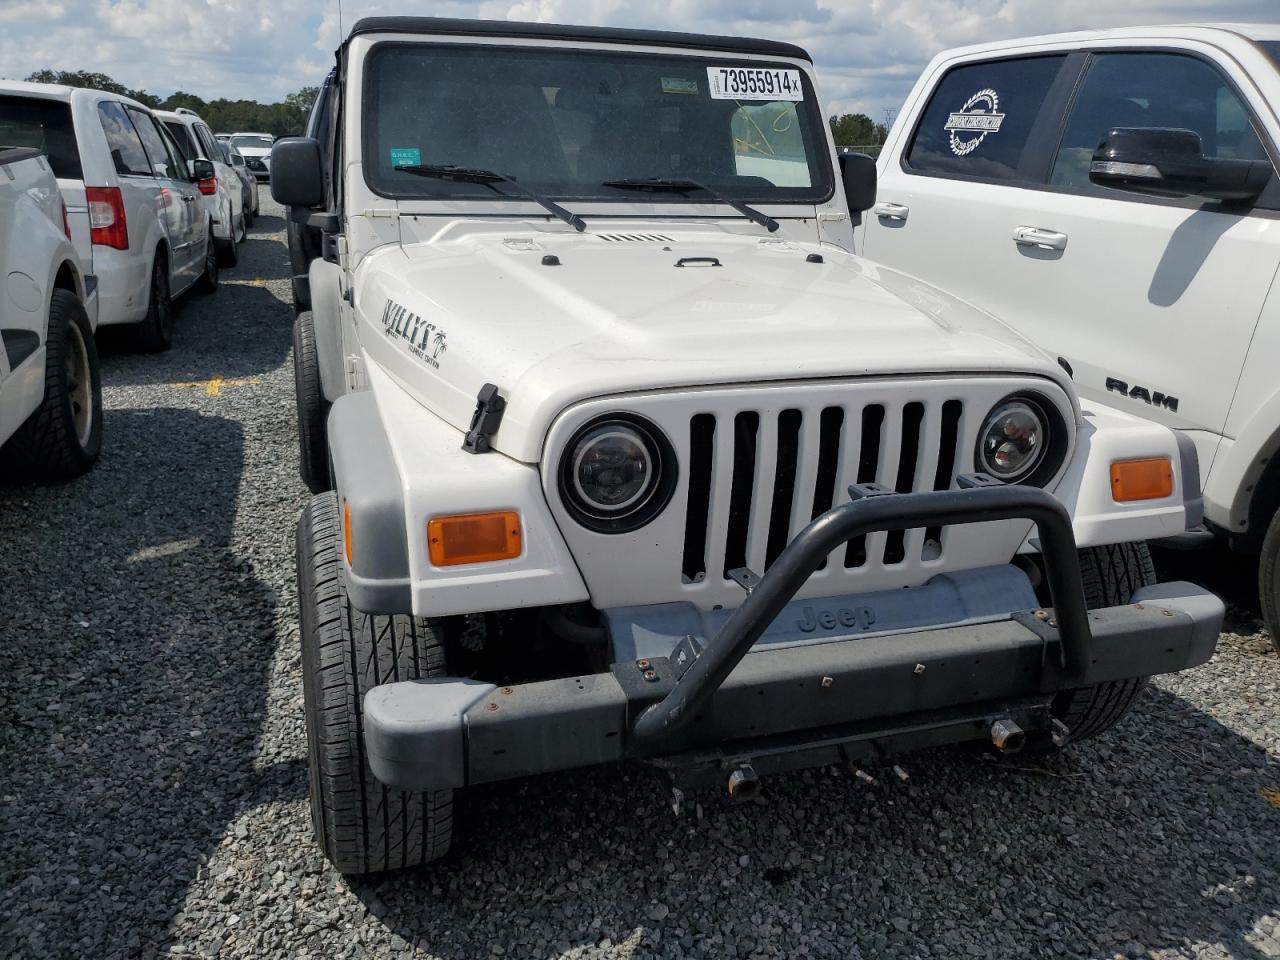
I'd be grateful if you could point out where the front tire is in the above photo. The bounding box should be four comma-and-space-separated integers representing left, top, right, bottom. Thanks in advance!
293, 312, 330, 493
1050, 542, 1157, 744
215, 212, 239, 268
297, 492, 455, 874
1260, 510, 1280, 654
6, 289, 102, 481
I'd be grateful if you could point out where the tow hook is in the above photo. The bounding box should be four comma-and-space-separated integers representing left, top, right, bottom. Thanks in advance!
990, 719, 1026, 754
726, 761, 761, 801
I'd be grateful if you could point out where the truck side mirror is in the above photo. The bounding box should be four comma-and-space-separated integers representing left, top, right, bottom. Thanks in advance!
839, 151, 877, 216
1090, 127, 1271, 204
271, 137, 324, 207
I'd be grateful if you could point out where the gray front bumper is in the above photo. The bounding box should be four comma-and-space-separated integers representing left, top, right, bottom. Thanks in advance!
363, 580, 1222, 793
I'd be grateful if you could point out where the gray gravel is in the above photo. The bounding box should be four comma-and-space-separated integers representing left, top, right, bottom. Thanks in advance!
2, 199, 1278, 960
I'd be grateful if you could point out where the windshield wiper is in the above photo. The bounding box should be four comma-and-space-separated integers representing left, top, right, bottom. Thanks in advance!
601, 177, 779, 233
397, 163, 586, 232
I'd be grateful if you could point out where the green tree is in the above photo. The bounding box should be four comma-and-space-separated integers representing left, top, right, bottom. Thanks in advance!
828, 112, 880, 147
25, 68, 159, 107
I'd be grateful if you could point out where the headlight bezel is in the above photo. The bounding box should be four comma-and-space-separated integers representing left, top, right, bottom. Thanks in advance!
974, 392, 1069, 488
558, 413, 677, 533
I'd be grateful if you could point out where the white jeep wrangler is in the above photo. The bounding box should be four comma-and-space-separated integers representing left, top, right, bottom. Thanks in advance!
273, 17, 1224, 875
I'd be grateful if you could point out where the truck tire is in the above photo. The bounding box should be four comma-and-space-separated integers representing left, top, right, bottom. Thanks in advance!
133, 254, 174, 352
297, 491, 454, 874
7, 289, 102, 481
1050, 542, 1157, 744
1261, 510, 1280, 654
293, 312, 330, 493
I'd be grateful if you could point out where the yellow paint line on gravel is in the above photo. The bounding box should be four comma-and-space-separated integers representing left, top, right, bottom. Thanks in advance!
222, 278, 271, 287
1263, 787, 1280, 809
171, 375, 260, 397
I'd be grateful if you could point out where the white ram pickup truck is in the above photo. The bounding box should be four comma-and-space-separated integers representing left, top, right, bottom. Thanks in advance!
273, 16, 1224, 875
860, 24, 1280, 649
0, 146, 101, 480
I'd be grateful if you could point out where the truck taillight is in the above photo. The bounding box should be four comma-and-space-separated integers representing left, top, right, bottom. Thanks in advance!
197, 175, 218, 196
86, 186, 128, 250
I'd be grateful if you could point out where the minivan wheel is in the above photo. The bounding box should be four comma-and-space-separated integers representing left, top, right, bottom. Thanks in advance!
6, 289, 102, 481
1260, 510, 1280, 654
134, 254, 174, 352
216, 217, 239, 268
195, 232, 219, 295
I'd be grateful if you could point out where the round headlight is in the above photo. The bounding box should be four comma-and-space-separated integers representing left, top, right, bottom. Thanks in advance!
977, 398, 1051, 483
560, 415, 676, 532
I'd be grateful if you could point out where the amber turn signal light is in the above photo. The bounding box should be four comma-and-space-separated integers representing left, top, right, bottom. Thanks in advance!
428, 512, 522, 566
1110, 457, 1174, 502
343, 499, 354, 567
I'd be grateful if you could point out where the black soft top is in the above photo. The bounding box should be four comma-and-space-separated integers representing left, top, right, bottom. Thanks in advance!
345, 16, 812, 62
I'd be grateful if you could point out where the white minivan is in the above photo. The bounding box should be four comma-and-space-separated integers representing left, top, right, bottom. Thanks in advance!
0, 82, 219, 352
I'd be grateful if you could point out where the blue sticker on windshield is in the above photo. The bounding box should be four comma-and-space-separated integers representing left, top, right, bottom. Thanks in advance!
390, 147, 421, 168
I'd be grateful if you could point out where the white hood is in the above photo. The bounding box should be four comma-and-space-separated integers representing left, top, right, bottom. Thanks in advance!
354, 221, 1074, 463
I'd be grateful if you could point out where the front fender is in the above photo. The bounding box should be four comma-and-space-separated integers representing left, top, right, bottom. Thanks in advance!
328, 361, 588, 617
1033, 399, 1199, 551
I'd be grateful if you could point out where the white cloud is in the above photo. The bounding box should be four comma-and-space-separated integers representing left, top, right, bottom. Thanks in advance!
0, 0, 1276, 115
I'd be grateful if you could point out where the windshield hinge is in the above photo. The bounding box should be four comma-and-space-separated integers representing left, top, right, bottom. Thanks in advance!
359, 208, 399, 220
818, 211, 849, 222
462, 383, 507, 455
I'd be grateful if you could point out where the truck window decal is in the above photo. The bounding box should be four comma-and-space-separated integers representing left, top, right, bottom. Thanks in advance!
706, 66, 804, 101
661, 77, 699, 96
944, 88, 1004, 156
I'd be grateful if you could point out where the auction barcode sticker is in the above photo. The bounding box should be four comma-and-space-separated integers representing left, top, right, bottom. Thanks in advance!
707, 66, 804, 101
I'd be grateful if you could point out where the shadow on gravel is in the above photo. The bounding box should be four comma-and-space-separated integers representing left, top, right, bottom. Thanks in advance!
96, 213, 295, 387
0, 407, 284, 958
1153, 543, 1266, 637
351, 686, 1279, 960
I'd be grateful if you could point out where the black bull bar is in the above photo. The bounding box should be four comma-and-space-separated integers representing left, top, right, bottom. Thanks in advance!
362, 476, 1223, 794
632, 476, 1091, 742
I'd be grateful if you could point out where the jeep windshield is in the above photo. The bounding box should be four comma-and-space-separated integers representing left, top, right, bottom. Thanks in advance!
364, 44, 833, 205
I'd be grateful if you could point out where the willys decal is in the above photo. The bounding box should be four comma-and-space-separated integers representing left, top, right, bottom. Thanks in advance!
381, 299, 447, 369
945, 88, 1004, 156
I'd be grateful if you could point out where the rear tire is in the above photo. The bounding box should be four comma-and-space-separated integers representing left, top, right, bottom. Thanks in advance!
1050, 542, 1157, 744
1260, 510, 1280, 654
195, 230, 219, 295
297, 492, 455, 874
215, 214, 239, 267
133, 254, 174, 352
6, 289, 102, 481
293, 311, 330, 493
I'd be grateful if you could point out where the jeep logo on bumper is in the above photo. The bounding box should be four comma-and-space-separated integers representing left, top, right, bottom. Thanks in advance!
796, 603, 877, 634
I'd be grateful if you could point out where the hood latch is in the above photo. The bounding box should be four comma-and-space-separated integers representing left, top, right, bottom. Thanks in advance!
462, 383, 507, 455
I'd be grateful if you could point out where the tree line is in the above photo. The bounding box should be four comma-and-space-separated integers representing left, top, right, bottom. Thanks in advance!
829, 112, 890, 148
23, 69, 317, 138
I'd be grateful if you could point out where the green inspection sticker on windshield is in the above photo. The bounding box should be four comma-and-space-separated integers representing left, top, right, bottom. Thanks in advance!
661, 77, 699, 95
390, 147, 421, 168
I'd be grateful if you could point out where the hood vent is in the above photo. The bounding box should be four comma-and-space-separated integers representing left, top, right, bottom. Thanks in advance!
598, 233, 675, 243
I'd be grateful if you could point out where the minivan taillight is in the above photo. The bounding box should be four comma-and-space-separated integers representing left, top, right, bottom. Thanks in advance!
60, 200, 71, 241
197, 175, 218, 196
86, 186, 128, 250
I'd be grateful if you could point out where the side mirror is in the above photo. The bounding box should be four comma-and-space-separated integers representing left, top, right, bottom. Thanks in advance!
271, 137, 324, 207
1090, 127, 1271, 204
190, 158, 215, 182
838, 151, 877, 215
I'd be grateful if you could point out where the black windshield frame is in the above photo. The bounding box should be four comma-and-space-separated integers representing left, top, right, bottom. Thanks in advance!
361, 41, 834, 206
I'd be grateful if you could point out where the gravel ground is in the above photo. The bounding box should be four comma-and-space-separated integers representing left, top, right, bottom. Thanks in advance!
1, 200, 1278, 960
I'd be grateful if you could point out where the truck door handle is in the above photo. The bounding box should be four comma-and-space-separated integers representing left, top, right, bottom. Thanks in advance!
1013, 226, 1068, 251
873, 202, 909, 221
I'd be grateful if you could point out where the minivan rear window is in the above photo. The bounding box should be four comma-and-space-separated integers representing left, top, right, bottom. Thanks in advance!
0, 96, 82, 179
163, 120, 198, 161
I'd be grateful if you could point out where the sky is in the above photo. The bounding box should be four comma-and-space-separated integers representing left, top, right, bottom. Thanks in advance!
1, 0, 1278, 120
